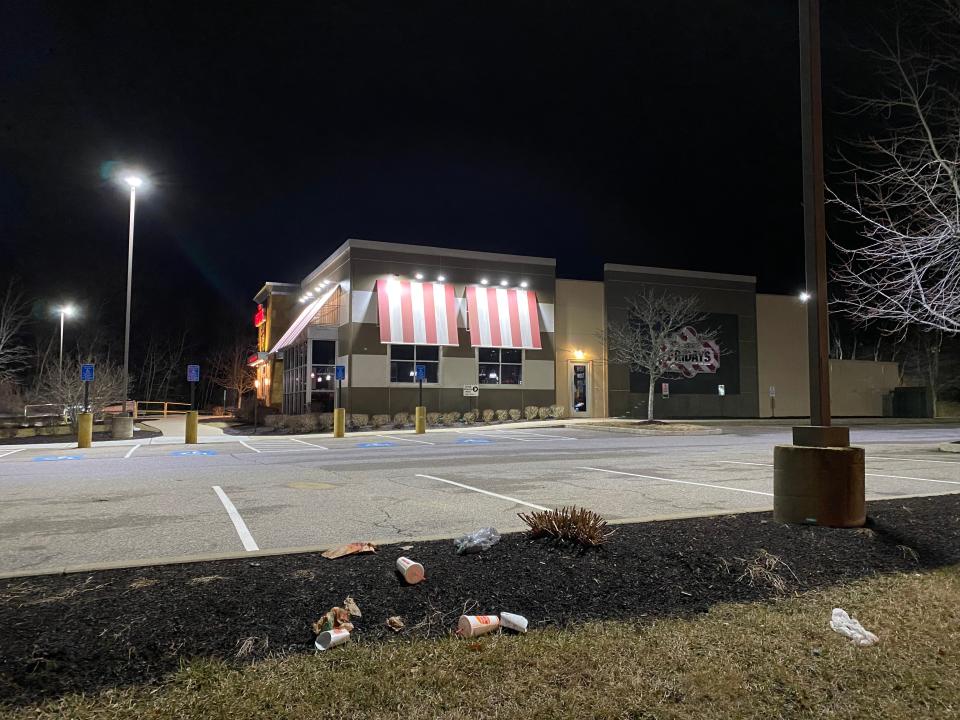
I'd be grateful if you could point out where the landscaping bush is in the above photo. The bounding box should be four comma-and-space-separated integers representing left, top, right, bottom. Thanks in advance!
518, 506, 615, 547
537, 406, 551, 420
371, 414, 391, 428
442, 411, 461, 425
427, 412, 442, 425
550, 404, 568, 419
462, 410, 478, 424
318, 413, 334, 430
393, 412, 410, 427
288, 414, 318, 434
482, 409, 496, 423
264, 415, 286, 430
349, 414, 369, 429
509, 408, 522, 421
524, 405, 539, 421
495, 409, 509, 422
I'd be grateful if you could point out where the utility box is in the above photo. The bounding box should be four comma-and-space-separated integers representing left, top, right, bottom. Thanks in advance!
892, 387, 933, 418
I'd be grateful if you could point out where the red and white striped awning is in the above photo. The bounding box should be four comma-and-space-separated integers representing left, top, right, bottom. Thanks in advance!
466, 286, 542, 349
376, 277, 459, 345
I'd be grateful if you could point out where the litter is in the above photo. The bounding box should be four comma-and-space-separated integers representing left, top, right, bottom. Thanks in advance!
454, 527, 501, 554
829, 608, 879, 647
343, 596, 362, 618
457, 614, 500, 638
386, 616, 405, 632
315, 627, 351, 651
396, 556, 425, 584
313, 606, 354, 635
400, 545, 414, 551
499, 612, 528, 633
322, 542, 377, 560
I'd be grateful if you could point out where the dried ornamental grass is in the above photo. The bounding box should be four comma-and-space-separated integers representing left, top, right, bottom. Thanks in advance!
518, 506, 615, 547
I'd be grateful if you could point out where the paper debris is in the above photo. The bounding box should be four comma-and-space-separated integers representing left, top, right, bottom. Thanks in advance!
343, 596, 362, 618
386, 616, 405, 632
829, 608, 879, 647
313, 606, 354, 635
322, 542, 377, 560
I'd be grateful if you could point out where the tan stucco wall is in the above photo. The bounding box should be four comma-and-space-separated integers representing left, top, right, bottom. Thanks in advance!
554, 279, 607, 417
757, 294, 900, 417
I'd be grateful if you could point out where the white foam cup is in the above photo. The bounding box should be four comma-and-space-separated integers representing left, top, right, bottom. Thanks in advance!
396, 556, 425, 584
457, 614, 500, 638
499, 612, 528, 633
315, 627, 351, 651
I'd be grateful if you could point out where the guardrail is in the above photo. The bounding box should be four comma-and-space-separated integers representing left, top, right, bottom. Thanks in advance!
23, 404, 65, 418
132, 401, 192, 418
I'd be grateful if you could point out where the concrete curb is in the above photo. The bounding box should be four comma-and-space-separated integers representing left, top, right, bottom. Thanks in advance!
575, 425, 723, 437
939, 442, 960, 453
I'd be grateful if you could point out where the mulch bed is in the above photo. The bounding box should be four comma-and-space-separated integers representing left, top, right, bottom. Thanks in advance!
2, 495, 959, 706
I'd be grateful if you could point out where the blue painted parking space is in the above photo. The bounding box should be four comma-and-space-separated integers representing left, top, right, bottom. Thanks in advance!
357, 441, 395, 448
170, 450, 218, 457
32, 455, 84, 462
456, 437, 494, 444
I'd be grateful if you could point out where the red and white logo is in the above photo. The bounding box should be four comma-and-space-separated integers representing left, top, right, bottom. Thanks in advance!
660, 326, 719, 378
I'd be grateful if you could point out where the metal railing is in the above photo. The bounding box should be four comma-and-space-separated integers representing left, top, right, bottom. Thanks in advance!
132, 401, 192, 418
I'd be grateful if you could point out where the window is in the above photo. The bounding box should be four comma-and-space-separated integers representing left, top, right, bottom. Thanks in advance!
478, 348, 522, 385
390, 345, 440, 383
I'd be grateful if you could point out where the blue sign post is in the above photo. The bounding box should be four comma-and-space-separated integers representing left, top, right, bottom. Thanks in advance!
415, 364, 426, 407
80, 364, 94, 412
335, 365, 345, 408
187, 365, 200, 410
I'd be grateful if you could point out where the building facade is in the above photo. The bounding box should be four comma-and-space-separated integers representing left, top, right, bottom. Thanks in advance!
250, 238, 900, 419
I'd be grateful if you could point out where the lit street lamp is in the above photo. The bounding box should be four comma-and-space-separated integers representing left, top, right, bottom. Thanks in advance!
799, 291, 811, 303
55, 304, 76, 372
121, 173, 144, 415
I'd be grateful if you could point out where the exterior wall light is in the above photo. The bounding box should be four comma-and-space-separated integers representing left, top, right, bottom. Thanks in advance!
520, 281, 528, 288
415, 273, 424, 280
799, 291, 811, 302
480, 278, 489, 285
499, 279, 508, 286
437, 275, 446, 282
574, 350, 585, 360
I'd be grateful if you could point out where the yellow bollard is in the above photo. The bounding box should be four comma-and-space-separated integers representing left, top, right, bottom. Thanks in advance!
334, 407, 346, 438
415, 406, 426, 434
77, 413, 93, 449
185, 410, 199, 444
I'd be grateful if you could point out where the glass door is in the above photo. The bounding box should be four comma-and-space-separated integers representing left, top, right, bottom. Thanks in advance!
570, 362, 590, 416
310, 340, 337, 413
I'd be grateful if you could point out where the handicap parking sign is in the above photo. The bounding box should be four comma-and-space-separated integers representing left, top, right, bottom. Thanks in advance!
80, 364, 94, 382
335, 365, 345, 381
415, 364, 426, 381
171, 449, 217, 457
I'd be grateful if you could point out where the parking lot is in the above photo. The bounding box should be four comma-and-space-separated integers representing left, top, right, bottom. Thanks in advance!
0, 424, 957, 575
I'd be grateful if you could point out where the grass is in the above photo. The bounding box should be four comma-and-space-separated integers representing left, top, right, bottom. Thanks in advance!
4, 567, 959, 719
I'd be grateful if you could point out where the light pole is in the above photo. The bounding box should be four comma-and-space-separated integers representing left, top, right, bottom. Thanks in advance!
55, 304, 76, 373
121, 174, 143, 415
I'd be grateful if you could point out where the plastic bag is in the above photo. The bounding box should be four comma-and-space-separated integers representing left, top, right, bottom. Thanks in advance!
829, 608, 879, 647
454, 527, 501, 554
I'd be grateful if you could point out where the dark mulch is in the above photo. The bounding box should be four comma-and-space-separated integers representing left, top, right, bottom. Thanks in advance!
0, 429, 161, 446
2, 495, 959, 706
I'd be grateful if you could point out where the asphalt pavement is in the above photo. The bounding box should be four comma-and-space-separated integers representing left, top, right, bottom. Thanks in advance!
0, 423, 958, 576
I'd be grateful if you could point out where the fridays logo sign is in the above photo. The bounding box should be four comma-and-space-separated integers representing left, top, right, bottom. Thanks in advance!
660, 326, 720, 378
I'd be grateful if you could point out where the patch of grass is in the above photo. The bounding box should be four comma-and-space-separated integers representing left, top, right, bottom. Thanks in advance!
518, 506, 614, 546
7, 567, 959, 719
734, 549, 798, 593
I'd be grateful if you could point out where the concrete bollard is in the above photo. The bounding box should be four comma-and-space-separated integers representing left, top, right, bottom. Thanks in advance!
415, 406, 426, 434
77, 413, 93, 449
111, 415, 134, 440
185, 410, 199, 444
333, 407, 346, 438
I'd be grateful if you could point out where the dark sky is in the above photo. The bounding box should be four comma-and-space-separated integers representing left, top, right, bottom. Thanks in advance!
1, 0, 897, 352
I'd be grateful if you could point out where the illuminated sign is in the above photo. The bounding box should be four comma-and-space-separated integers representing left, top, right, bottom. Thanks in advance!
253, 304, 266, 327
660, 327, 719, 378
247, 352, 268, 367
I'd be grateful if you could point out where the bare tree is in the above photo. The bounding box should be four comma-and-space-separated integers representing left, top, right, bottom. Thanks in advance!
207, 338, 256, 411
604, 289, 719, 420
139, 334, 187, 401
35, 356, 126, 423
0, 281, 30, 385
832, 2, 960, 335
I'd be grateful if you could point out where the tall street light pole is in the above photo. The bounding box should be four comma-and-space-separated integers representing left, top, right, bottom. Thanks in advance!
122, 175, 143, 416
57, 304, 75, 372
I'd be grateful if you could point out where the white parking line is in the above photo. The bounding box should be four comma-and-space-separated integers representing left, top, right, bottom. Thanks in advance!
380, 434, 434, 445
238, 440, 261, 453
416, 473, 549, 510
578, 466, 773, 497
718, 461, 770, 467
212, 486, 259, 551
0, 448, 24, 459
507, 431, 578, 441
869, 455, 960, 465
719, 460, 960, 487
456, 431, 538, 442
290, 438, 329, 449
124, 444, 141, 459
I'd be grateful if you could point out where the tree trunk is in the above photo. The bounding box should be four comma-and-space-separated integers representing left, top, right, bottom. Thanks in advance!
647, 375, 655, 421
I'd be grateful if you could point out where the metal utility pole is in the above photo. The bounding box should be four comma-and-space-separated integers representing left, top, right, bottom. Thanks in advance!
122, 180, 138, 415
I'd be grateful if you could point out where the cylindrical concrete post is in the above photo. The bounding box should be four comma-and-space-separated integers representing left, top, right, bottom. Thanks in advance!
111, 415, 134, 440
773, 445, 865, 527
185, 410, 199, 444
415, 406, 426, 434
77, 412, 93, 449
333, 407, 346, 438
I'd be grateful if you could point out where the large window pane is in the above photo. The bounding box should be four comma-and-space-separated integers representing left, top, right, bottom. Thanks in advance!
478, 348, 499, 363
391, 361, 415, 383
479, 364, 500, 384
391, 344, 415, 360
500, 364, 522, 385
312, 340, 336, 365
424, 362, 439, 383
501, 349, 522, 364
417, 346, 439, 361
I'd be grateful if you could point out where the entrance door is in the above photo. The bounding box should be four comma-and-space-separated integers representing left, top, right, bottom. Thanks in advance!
310, 339, 337, 413
569, 361, 591, 417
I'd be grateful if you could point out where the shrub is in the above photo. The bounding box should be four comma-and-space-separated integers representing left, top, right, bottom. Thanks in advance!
393, 412, 410, 427
350, 413, 369, 429
371, 414, 391, 428
518, 506, 614, 547
318, 413, 334, 430
537, 406, 551, 420
427, 412, 442, 425
288, 414, 318, 433
443, 411, 461, 425
524, 406, 539, 421
481, 409, 496, 423
495, 409, 509, 422
210, 405, 225, 417
550, 404, 568, 419
265, 414, 286, 429
509, 408, 522, 421
462, 410, 478, 424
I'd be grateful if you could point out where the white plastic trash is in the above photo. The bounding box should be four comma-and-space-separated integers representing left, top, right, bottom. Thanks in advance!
500, 612, 528, 633
396, 556, 425, 584
315, 627, 351, 651
829, 608, 879, 647
454, 527, 501, 554
457, 614, 500, 638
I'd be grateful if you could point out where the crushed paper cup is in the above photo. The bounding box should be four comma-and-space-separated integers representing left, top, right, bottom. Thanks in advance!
315, 627, 351, 651
457, 614, 500, 638
396, 556, 425, 584
322, 542, 377, 560
499, 612, 528, 633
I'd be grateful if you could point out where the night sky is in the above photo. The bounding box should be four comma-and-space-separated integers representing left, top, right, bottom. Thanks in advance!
1, 1, 899, 352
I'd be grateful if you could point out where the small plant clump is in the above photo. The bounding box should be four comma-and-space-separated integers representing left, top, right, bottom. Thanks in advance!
518, 506, 615, 547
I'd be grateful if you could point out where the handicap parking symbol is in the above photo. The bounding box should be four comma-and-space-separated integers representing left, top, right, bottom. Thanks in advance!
457, 437, 493, 444
170, 450, 217, 457
357, 441, 395, 448
33, 455, 83, 462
